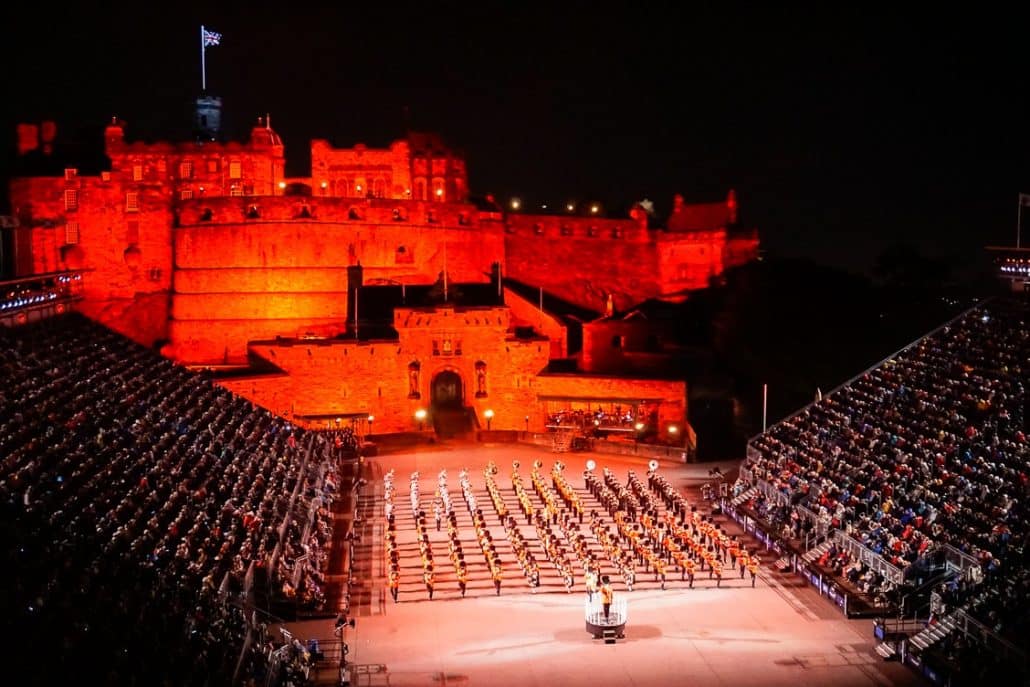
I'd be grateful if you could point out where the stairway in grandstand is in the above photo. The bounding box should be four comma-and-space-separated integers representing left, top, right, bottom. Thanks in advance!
325, 460, 381, 618
729, 485, 758, 509
432, 406, 474, 438
906, 612, 960, 654
801, 538, 836, 565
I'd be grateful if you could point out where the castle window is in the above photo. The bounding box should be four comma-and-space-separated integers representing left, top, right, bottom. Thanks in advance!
132, 164, 143, 182
101, 171, 111, 182
157, 159, 166, 176
179, 161, 193, 179
246, 205, 260, 219
392, 208, 406, 221
230, 185, 243, 197
296, 205, 312, 219
64, 189, 78, 211
229, 161, 242, 179
560, 225, 572, 236
427, 211, 437, 223
206, 159, 218, 173
126, 221, 139, 244
199, 208, 213, 222
373, 178, 385, 198
458, 213, 469, 226
587, 226, 598, 237
64, 168, 78, 180
65, 222, 79, 244
611, 226, 623, 239
180, 188, 193, 200
348, 207, 362, 220
415, 178, 427, 201
611, 335, 623, 349
125, 192, 140, 212
533, 223, 544, 235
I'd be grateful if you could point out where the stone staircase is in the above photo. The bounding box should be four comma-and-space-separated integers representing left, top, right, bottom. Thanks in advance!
432, 406, 473, 438
551, 429, 576, 453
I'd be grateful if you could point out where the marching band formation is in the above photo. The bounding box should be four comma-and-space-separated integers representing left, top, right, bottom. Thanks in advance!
383, 459, 760, 601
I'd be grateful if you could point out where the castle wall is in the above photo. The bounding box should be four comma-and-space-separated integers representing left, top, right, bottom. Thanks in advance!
9, 174, 173, 347
656, 230, 727, 292
502, 285, 568, 358
727, 230, 761, 268
503, 213, 659, 314
169, 197, 504, 362
218, 305, 550, 433
580, 319, 665, 373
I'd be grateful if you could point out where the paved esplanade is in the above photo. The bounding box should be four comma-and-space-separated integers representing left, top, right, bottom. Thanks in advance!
297, 442, 925, 687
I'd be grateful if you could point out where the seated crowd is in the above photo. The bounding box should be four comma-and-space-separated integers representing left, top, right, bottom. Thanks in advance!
741, 297, 1028, 674
0, 313, 337, 685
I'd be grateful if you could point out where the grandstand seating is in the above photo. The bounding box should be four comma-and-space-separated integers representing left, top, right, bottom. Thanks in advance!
738, 296, 1029, 684
0, 313, 342, 685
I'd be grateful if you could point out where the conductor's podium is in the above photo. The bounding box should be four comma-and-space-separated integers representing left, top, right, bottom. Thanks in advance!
584, 596, 627, 641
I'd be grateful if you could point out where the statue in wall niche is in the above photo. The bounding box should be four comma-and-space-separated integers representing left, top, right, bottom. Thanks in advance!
408, 362, 421, 399
475, 361, 487, 398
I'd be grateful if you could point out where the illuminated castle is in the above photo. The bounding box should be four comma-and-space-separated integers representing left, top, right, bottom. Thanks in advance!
4, 112, 758, 445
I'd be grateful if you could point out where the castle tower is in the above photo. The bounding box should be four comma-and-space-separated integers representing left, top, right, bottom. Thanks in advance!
194, 96, 223, 142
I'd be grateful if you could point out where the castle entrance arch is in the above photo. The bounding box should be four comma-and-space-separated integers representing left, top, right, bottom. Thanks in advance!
431, 370, 464, 408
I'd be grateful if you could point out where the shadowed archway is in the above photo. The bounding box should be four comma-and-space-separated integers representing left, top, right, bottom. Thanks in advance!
431, 370, 470, 437
431, 370, 464, 408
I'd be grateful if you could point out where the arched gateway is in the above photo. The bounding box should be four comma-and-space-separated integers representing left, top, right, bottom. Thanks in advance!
431, 370, 464, 407
430, 370, 470, 436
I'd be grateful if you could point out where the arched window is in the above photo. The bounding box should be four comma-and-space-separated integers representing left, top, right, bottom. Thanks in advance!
415, 178, 427, 201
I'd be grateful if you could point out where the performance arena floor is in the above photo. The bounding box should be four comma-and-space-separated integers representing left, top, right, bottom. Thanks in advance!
281, 441, 927, 687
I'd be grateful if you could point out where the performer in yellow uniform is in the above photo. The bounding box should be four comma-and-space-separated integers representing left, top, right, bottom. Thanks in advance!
600, 575, 614, 621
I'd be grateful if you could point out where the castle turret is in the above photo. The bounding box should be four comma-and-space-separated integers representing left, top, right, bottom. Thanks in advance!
194, 96, 223, 142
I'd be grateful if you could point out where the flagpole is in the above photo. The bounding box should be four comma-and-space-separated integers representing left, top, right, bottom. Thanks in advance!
1019, 194, 1024, 249
201, 25, 207, 92
762, 383, 768, 433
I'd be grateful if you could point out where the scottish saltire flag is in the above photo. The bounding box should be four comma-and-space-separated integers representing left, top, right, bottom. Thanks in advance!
203, 29, 222, 46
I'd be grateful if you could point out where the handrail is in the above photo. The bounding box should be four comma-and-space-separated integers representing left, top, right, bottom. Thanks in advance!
953, 607, 1028, 669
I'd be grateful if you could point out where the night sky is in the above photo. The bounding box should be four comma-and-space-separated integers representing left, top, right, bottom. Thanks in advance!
2, 5, 1028, 275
